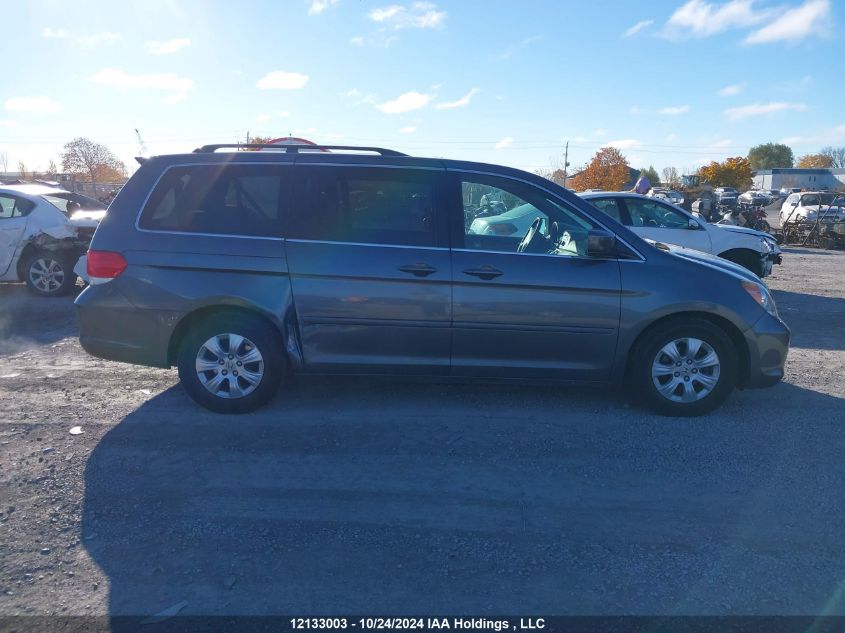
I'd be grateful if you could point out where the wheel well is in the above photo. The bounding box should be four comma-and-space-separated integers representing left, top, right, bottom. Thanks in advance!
15, 243, 38, 279
626, 311, 750, 387
718, 248, 760, 262
167, 305, 285, 367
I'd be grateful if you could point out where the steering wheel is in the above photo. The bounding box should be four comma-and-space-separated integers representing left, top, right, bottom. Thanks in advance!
517, 217, 548, 254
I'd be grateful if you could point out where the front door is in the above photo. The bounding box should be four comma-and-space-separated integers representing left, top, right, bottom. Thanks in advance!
450, 173, 621, 380
285, 165, 451, 373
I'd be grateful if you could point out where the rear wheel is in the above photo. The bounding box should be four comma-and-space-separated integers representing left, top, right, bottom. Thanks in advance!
177, 312, 285, 413
23, 251, 77, 297
629, 318, 738, 417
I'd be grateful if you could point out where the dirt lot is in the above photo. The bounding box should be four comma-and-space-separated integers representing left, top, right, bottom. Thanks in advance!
1, 247, 845, 618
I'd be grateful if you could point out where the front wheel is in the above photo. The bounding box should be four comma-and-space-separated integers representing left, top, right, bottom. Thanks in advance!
628, 318, 738, 416
23, 252, 77, 297
177, 312, 285, 413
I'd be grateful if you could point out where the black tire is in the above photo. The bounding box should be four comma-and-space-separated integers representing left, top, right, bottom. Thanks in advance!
628, 318, 738, 417
721, 250, 763, 278
22, 251, 77, 297
177, 311, 285, 413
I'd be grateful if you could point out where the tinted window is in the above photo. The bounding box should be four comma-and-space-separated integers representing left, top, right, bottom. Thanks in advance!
139, 165, 284, 237
625, 198, 689, 229
290, 167, 436, 247
587, 198, 624, 222
0, 195, 34, 219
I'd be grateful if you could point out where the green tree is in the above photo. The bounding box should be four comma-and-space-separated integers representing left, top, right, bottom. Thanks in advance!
748, 143, 794, 169
639, 166, 660, 186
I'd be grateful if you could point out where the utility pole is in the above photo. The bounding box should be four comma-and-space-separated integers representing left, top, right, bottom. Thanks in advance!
562, 141, 570, 188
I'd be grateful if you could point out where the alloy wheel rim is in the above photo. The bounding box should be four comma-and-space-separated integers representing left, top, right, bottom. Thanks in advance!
651, 337, 720, 403
195, 333, 264, 399
29, 258, 65, 293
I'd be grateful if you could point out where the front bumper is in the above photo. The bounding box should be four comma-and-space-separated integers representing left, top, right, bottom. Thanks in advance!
741, 311, 790, 389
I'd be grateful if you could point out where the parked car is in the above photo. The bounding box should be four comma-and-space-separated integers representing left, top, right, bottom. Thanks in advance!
713, 187, 738, 208
75, 144, 789, 417
577, 192, 780, 277
779, 187, 802, 195
738, 190, 770, 206
648, 188, 685, 206
0, 184, 103, 296
779, 191, 845, 225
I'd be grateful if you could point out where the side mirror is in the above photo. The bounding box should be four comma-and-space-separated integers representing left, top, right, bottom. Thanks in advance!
688, 218, 701, 230
587, 229, 617, 258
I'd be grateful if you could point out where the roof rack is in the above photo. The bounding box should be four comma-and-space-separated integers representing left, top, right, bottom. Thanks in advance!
192, 143, 407, 157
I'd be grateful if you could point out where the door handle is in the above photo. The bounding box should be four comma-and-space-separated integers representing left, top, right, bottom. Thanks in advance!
462, 266, 503, 280
398, 263, 437, 277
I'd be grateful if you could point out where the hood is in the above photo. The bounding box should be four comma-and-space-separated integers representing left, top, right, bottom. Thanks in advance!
647, 240, 760, 283
68, 209, 107, 228
715, 224, 772, 239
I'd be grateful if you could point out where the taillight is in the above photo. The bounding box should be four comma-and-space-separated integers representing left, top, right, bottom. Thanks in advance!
87, 250, 127, 283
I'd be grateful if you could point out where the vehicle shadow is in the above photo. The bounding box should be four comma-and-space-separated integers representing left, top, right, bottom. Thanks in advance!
771, 288, 845, 351
83, 379, 845, 620
0, 284, 81, 353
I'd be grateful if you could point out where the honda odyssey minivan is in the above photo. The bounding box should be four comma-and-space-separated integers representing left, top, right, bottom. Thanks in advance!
75, 144, 790, 416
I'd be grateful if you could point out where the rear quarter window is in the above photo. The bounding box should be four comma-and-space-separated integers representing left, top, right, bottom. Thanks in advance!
138, 164, 285, 237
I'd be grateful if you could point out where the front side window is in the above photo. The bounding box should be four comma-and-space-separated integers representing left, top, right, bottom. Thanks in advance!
139, 165, 284, 237
460, 175, 595, 256
625, 198, 689, 229
290, 167, 436, 247
0, 195, 34, 219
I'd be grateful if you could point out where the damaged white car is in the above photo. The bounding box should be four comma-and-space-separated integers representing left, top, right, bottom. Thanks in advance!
0, 185, 106, 296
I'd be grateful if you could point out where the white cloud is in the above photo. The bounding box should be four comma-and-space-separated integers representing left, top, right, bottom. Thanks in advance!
349, 36, 365, 45
658, 105, 690, 115
724, 101, 808, 120
256, 71, 309, 90
603, 139, 641, 150
495, 137, 513, 149
146, 38, 191, 55
257, 113, 271, 123
369, 3, 446, 29
664, 0, 772, 38
497, 34, 543, 60
4, 96, 62, 113
376, 91, 433, 114
593, 128, 608, 137
78, 32, 121, 48
744, 0, 830, 44
435, 88, 479, 109
308, 0, 340, 15
89, 68, 194, 103
42, 27, 68, 39
0, 119, 16, 127
780, 123, 845, 145
624, 19, 653, 37
718, 82, 744, 96
399, 126, 417, 133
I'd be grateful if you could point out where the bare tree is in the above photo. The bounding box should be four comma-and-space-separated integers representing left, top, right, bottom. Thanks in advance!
61, 137, 125, 191
17, 161, 28, 179
662, 166, 679, 187
820, 146, 845, 169
0, 151, 8, 173
46, 159, 58, 177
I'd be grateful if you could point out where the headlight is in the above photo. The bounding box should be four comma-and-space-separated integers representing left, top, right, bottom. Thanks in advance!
741, 280, 778, 316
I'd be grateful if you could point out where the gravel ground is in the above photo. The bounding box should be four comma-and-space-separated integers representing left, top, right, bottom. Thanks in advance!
1, 247, 844, 617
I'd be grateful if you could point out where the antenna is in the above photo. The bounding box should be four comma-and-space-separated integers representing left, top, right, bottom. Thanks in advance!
134, 128, 148, 156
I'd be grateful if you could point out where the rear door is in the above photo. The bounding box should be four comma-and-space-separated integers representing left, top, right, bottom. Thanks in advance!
0, 194, 34, 276
285, 165, 451, 373
450, 172, 621, 380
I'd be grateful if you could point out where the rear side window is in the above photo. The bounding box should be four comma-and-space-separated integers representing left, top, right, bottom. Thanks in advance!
587, 198, 624, 223
290, 167, 436, 247
0, 195, 35, 219
139, 164, 285, 237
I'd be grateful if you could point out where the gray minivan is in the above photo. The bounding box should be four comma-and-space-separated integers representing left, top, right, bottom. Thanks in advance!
75, 144, 789, 416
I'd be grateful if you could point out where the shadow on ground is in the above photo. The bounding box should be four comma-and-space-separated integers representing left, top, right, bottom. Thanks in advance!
0, 284, 81, 351
83, 379, 845, 620
771, 289, 845, 351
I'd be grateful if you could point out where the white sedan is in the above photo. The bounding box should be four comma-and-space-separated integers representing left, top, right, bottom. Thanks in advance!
0, 184, 105, 296
581, 192, 781, 278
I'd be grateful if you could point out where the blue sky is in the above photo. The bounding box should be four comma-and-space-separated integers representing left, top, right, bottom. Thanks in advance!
1, 0, 841, 177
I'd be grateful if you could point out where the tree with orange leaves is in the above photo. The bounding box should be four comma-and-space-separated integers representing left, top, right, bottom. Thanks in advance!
568, 147, 630, 192
698, 157, 753, 190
